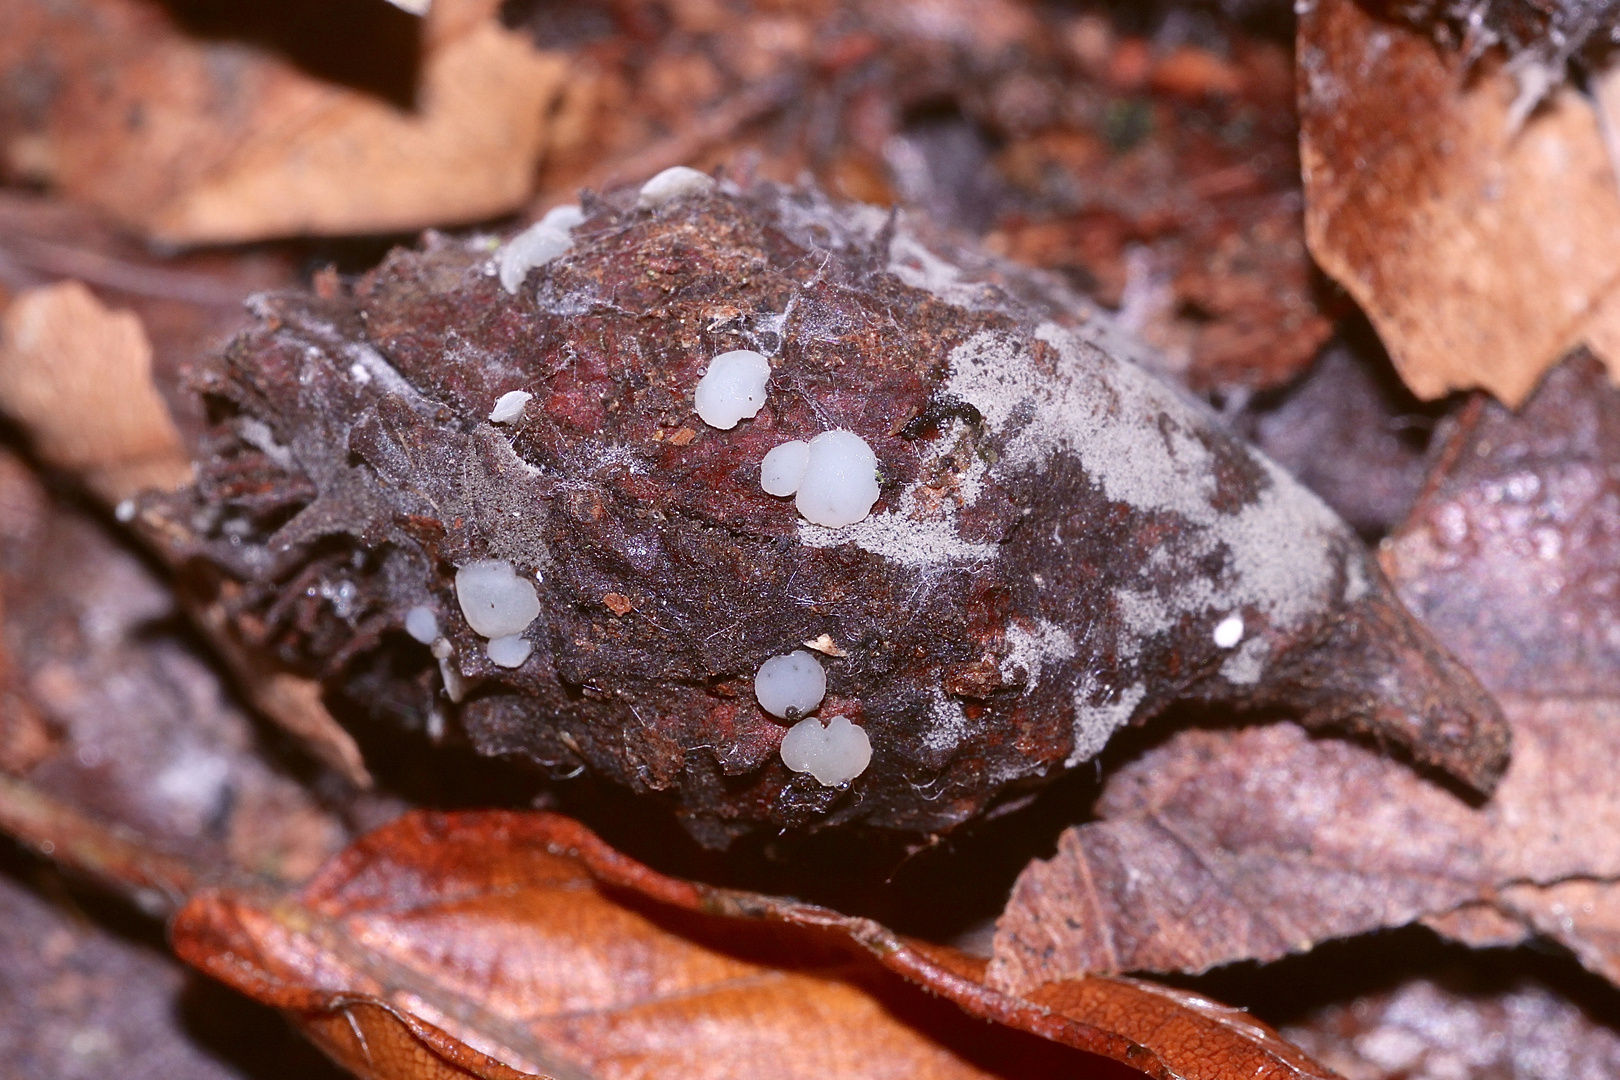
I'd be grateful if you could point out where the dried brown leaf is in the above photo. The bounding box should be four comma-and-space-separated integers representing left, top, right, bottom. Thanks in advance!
990, 352, 1620, 987
0, 280, 193, 501
171, 809, 1337, 1080
0, 0, 567, 244
1299, 0, 1620, 404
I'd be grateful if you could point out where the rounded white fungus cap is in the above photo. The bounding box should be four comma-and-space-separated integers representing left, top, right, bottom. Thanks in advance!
754, 650, 827, 719
760, 440, 810, 496
455, 560, 541, 639
780, 715, 872, 787
489, 390, 532, 423
693, 350, 771, 429
540, 203, 585, 231
498, 222, 572, 293
1213, 613, 1244, 649
638, 166, 717, 207
486, 634, 533, 668
404, 605, 440, 644
795, 430, 880, 528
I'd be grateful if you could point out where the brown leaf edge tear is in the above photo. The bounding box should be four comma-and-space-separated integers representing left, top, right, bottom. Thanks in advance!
171, 810, 1338, 1080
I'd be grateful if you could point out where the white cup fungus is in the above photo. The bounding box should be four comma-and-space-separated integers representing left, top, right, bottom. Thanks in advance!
455, 559, 541, 639
754, 649, 827, 719
486, 634, 533, 668
498, 221, 574, 294
779, 715, 872, 787
760, 440, 810, 496
404, 605, 440, 644
693, 349, 771, 429
489, 390, 532, 423
795, 430, 880, 528
637, 166, 717, 207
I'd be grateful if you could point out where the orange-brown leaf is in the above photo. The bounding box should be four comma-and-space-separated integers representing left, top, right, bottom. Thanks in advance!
173, 810, 1337, 1080
1298, 0, 1620, 404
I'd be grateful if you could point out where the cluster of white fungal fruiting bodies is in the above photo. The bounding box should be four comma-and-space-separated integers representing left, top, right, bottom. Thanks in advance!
753, 649, 872, 787
688, 310, 881, 787
454, 559, 540, 669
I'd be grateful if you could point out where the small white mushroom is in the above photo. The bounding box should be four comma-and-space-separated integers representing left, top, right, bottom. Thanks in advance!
795, 429, 880, 528
455, 560, 541, 639
540, 203, 585, 231
754, 649, 827, 719
489, 390, 532, 423
760, 440, 810, 496
1213, 614, 1244, 649
637, 166, 716, 207
404, 605, 440, 644
486, 634, 533, 668
693, 349, 771, 429
780, 715, 872, 787
498, 221, 573, 293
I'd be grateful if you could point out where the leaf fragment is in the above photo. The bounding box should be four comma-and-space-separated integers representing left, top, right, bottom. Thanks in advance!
173, 809, 1340, 1080
1299, 0, 1620, 404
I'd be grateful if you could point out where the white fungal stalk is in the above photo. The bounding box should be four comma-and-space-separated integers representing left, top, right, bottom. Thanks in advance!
693, 350, 771, 429
779, 715, 872, 787
794, 430, 880, 528
754, 650, 827, 719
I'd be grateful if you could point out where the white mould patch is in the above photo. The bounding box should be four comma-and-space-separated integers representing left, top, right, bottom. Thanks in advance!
693, 350, 771, 429
946, 325, 1348, 643
238, 417, 292, 469
638, 166, 717, 207
1221, 636, 1269, 685
798, 512, 995, 569
922, 688, 971, 752
886, 223, 996, 310
455, 559, 541, 639
779, 714, 872, 787
1002, 618, 1077, 690
489, 390, 532, 423
1068, 680, 1146, 767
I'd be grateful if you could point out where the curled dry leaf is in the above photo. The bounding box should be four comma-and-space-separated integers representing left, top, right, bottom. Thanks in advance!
136, 178, 1505, 845
0, 280, 193, 502
0, 0, 567, 244
1298, 0, 1620, 404
171, 808, 1337, 1080
989, 352, 1620, 989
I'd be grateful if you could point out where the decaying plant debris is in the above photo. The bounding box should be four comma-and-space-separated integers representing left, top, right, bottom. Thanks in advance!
14, 0, 1620, 1076
132, 179, 1505, 844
